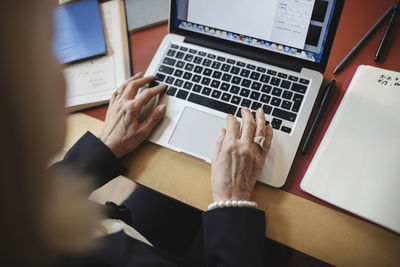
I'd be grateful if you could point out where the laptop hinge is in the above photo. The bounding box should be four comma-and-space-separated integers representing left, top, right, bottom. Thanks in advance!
184, 36, 302, 73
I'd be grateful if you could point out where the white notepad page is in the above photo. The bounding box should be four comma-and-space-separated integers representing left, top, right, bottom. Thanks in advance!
301, 65, 400, 234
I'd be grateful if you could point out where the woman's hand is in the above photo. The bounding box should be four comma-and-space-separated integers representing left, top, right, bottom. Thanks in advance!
100, 73, 167, 158
211, 108, 273, 202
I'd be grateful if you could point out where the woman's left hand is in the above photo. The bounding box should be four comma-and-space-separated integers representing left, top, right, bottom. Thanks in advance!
100, 73, 167, 158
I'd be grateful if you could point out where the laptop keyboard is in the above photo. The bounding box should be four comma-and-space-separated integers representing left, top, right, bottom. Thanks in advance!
154, 43, 310, 134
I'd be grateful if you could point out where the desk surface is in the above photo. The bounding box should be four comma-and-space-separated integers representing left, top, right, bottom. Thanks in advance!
79, 0, 400, 265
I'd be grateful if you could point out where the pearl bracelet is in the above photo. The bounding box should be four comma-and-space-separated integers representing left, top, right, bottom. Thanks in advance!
207, 200, 258, 211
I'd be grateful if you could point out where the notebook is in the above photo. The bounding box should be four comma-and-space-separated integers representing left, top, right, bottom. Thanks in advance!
124, 0, 169, 32
142, 0, 344, 187
300, 65, 400, 234
63, 0, 131, 112
53, 0, 107, 64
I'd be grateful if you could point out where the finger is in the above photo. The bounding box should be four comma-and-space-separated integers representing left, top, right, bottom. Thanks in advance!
133, 84, 167, 108
212, 128, 226, 164
224, 115, 240, 141
120, 72, 143, 96
254, 108, 266, 137
139, 104, 167, 136
123, 75, 154, 100
264, 124, 273, 152
240, 107, 257, 143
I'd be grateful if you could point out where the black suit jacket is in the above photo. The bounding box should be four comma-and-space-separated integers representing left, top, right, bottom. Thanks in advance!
55, 132, 266, 267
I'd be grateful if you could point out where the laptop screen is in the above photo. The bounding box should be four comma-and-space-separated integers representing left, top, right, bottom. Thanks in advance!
174, 0, 336, 64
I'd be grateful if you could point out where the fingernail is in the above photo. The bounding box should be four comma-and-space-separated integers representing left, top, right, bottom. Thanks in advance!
257, 108, 263, 113
158, 105, 166, 114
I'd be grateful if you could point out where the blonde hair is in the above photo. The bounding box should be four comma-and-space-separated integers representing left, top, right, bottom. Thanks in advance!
0, 1, 98, 265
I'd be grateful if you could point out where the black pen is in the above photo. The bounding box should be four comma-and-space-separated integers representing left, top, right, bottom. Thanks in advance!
301, 80, 336, 154
375, 2, 400, 62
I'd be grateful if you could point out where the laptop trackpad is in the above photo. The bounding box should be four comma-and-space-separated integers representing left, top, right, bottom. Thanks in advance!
169, 107, 227, 160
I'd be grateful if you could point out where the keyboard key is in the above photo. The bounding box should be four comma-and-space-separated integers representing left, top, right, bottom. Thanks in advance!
217, 56, 226, 62
222, 73, 232, 82
211, 90, 222, 99
221, 93, 231, 102
260, 94, 271, 104
270, 77, 281, 86
163, 57, 176, 66
159, 65, 174, 75
257, 67, 267, 73
203, 68, 212, 76
250, 91, 260, 101
240, 88, 250, 97
237, 61, 246, 67
155, 73, 166, 82
180, 47, 188, 52
176, 90, 189, 100
201, 87, 212, 96
240, 99, 252, 107
220, 83, 230, 91
230, 66, 240, 75
263, 105, 272, 114
176, 61, 185, 68
232, 76, 242, 85
185, 63, 194, 71
194, 56, 202, 64
166, 86, 177, 96
166, 76, 175, 84
221, 64, 231, 72
198, 51, 206, 56
292, 94, 304, 112
271, 118, 282, 130
278, 73, 288, 79
262, 85, 272, 94
190, 74, 200, 82
207, 53, 216, 59
251, 101, 262, 110
241, 79, 251, 88
281, 100, 292, 110
246, 64, 256, 70
173, 69, 183, 77
230, 85, 240, 94
282, 90, 293, 100
273, 108, 297, 122
193, 84, 202, 93
183, 81, 193, 90
272, 87, 282, 97
293, 93, 304, 103
167, 49, 176, 57
251, 82, 261, 91
260, 75, 271, 84
289, 75, 298, 82
281, 126, 292, 134
291, 83, 307, 94
265, 120, 270, 126
211, 80, 221, 89
194, 66, 203, 73
212, 71, 222, 79
227, 59, 236, 64
300, 78, 310, 85
184, 54, 194, 62
267, 70, 277, 76
281, 80, 291, 89
212, 61, 222, 69
189, 49, 197, 54
240, 69, 250, 78
183, 72, 192, 80
174, 79, 183, 87
202, 59, 212, 67
188, 93, 237, 115
271, 97, 281, 107
201, 77, 211, 86
171, 44, 179, 49
250, 71, 260, 80
176, 51, 185, 59
231, 96, 241, 104
236, 109, 242, 118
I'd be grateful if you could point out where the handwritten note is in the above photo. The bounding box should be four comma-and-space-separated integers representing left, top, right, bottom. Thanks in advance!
377, 74, 400, 87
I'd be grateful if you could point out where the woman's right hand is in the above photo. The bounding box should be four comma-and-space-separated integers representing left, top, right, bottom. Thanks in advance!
211, 108, 273, 202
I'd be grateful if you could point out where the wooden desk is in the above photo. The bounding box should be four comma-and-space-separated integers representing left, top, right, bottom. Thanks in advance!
75, 0, 400, 265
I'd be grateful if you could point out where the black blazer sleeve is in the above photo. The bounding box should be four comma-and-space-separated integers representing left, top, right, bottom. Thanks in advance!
203, 208, 266, 267
51, 131, 126, 189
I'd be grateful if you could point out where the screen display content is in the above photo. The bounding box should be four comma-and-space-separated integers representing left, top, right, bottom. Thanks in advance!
175, 0, 336, 63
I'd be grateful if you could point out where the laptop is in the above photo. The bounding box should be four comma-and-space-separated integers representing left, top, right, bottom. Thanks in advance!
143, 0, 344, 187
